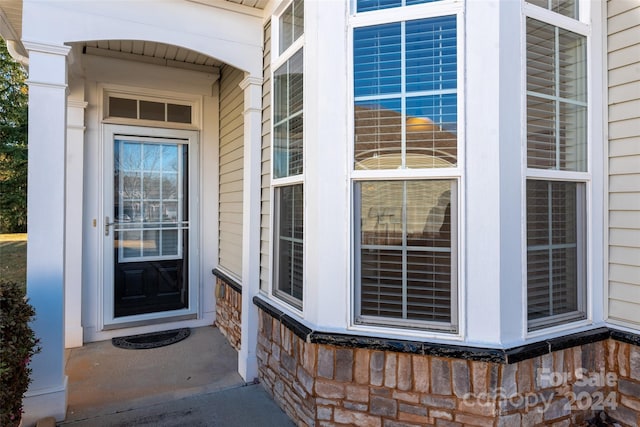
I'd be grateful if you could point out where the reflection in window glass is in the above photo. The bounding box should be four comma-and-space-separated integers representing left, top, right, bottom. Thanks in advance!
114, 140, 185, 262
279, 0, 304, 54
356, 180, 456, 329
274, 49, 304, 178
527, 0, 578, 19
356, 0, 440, 13
354, 16, 457, 170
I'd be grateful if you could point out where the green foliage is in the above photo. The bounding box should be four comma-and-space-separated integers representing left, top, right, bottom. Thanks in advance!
0, 39, 28, 233
0, 280, 40, 427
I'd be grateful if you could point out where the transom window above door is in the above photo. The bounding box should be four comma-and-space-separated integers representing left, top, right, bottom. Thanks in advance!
103, 91, 197, 126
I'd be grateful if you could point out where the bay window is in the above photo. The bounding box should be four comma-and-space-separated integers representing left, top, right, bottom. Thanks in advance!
352, 4, 460, 332
272, 0, 304, 309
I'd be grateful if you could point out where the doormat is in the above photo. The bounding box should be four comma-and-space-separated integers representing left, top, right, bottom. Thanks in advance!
112, 328, 190, 350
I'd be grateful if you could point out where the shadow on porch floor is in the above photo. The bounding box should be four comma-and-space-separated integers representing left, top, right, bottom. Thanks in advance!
59, 326, 293, 426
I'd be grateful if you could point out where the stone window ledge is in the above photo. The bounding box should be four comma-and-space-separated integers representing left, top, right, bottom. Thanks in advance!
212, 268, 242, 294
253, 296, 638, 363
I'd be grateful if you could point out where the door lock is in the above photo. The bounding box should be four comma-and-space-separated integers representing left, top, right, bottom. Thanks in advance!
104, 216, 116, 236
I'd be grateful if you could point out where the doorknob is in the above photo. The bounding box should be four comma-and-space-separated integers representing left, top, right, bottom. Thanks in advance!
105, 216, 116, 236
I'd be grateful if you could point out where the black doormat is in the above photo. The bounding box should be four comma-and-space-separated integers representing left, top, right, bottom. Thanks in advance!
112, 328, 190, 350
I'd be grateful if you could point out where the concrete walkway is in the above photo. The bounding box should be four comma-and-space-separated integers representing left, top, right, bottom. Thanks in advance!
57, 326, 294, 427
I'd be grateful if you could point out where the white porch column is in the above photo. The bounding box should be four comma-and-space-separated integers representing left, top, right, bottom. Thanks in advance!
238, 75, 263, 382
22, 42, 70, 425
64, 78, 86, 349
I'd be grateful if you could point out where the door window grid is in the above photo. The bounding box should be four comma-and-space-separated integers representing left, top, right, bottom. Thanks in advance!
115, 140, 186, 263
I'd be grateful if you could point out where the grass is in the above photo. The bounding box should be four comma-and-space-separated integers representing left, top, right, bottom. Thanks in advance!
0, 233, 27, 285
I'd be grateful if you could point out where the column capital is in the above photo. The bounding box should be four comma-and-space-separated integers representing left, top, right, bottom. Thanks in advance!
22, 41, 71, 56
239, 75, 263, 90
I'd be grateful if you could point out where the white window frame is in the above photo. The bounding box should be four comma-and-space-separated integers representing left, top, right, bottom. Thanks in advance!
522, 0, 595, 336
270, 0, 306, 312
348, 1, 465, 337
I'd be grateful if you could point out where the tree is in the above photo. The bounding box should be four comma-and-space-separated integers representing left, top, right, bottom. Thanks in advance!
0, 39, 28, 233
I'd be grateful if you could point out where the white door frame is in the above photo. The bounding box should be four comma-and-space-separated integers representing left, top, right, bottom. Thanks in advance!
101, 124, 200, 329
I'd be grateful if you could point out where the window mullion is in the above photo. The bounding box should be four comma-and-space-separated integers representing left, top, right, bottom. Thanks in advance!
554, 26, 561, 170
547, 181, 554, 316
401, 20, 407, 169
402, 181, 408, 319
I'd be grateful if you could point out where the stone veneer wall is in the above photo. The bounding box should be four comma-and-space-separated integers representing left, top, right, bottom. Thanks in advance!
214, 275, 242, 351
256, 306, 640, 427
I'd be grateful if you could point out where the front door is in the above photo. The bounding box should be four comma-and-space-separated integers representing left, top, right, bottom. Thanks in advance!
103, 126, 198, 325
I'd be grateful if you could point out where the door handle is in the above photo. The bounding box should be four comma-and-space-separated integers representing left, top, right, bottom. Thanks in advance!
105, 216, 116, 236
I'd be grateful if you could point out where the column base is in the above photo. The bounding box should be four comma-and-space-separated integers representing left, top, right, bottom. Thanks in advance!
21, 377, 68, 427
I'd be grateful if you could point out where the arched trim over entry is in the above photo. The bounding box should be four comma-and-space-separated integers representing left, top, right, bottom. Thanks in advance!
22, 0, 263, 76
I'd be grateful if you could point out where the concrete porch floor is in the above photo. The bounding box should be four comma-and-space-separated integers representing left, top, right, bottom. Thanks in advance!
58, 326, 294, 426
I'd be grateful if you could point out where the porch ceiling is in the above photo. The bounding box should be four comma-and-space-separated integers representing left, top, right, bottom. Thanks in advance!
82, 40, 224, 73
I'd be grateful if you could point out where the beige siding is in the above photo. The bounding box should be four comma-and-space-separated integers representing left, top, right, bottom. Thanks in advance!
260, 20, 272, 291
218, 64, 245, 279
607, 0, 640, 326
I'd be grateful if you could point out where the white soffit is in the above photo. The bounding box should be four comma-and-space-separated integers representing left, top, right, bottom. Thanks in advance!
83, 40, 223, 74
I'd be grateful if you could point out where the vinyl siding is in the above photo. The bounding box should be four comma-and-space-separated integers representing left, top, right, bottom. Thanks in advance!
218, 64, 245, 279
607, 0, 640, 326
260, 20, 272, 291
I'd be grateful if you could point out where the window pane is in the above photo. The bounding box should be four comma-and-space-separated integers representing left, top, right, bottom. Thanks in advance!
354, 16, 457, 170
274, 50, 304, 179
109, 97, 137, 119
357, 180, 455, 327
167, 104, 192, 124
527, 96, 556, 169
357, 0, 440, 13
558, 29, 586, 102
293, 0, 304, 41
139, 101, 165, 121
289, 50, 304, 114
279, 0, 304, 54
406, 94, 457, 168
275, 185, 304, 306
526, 19, 555, 97
279, 3, 293, 54
289, 114, 304, 176
274, 123, 288, 179
405, 16, 457, 93
354, 23, 401, 98
559, 102, 587, 171
354, 100, 402, 170
526, 18, 587, 171
527, 0, 578, 19
527, 180, 585, 330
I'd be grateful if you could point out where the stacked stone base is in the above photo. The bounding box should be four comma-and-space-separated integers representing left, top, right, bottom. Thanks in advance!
214, 275, 242, 351
255, 307, 640, 427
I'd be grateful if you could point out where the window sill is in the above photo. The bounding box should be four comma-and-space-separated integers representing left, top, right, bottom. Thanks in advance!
253, 296, 632, 363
